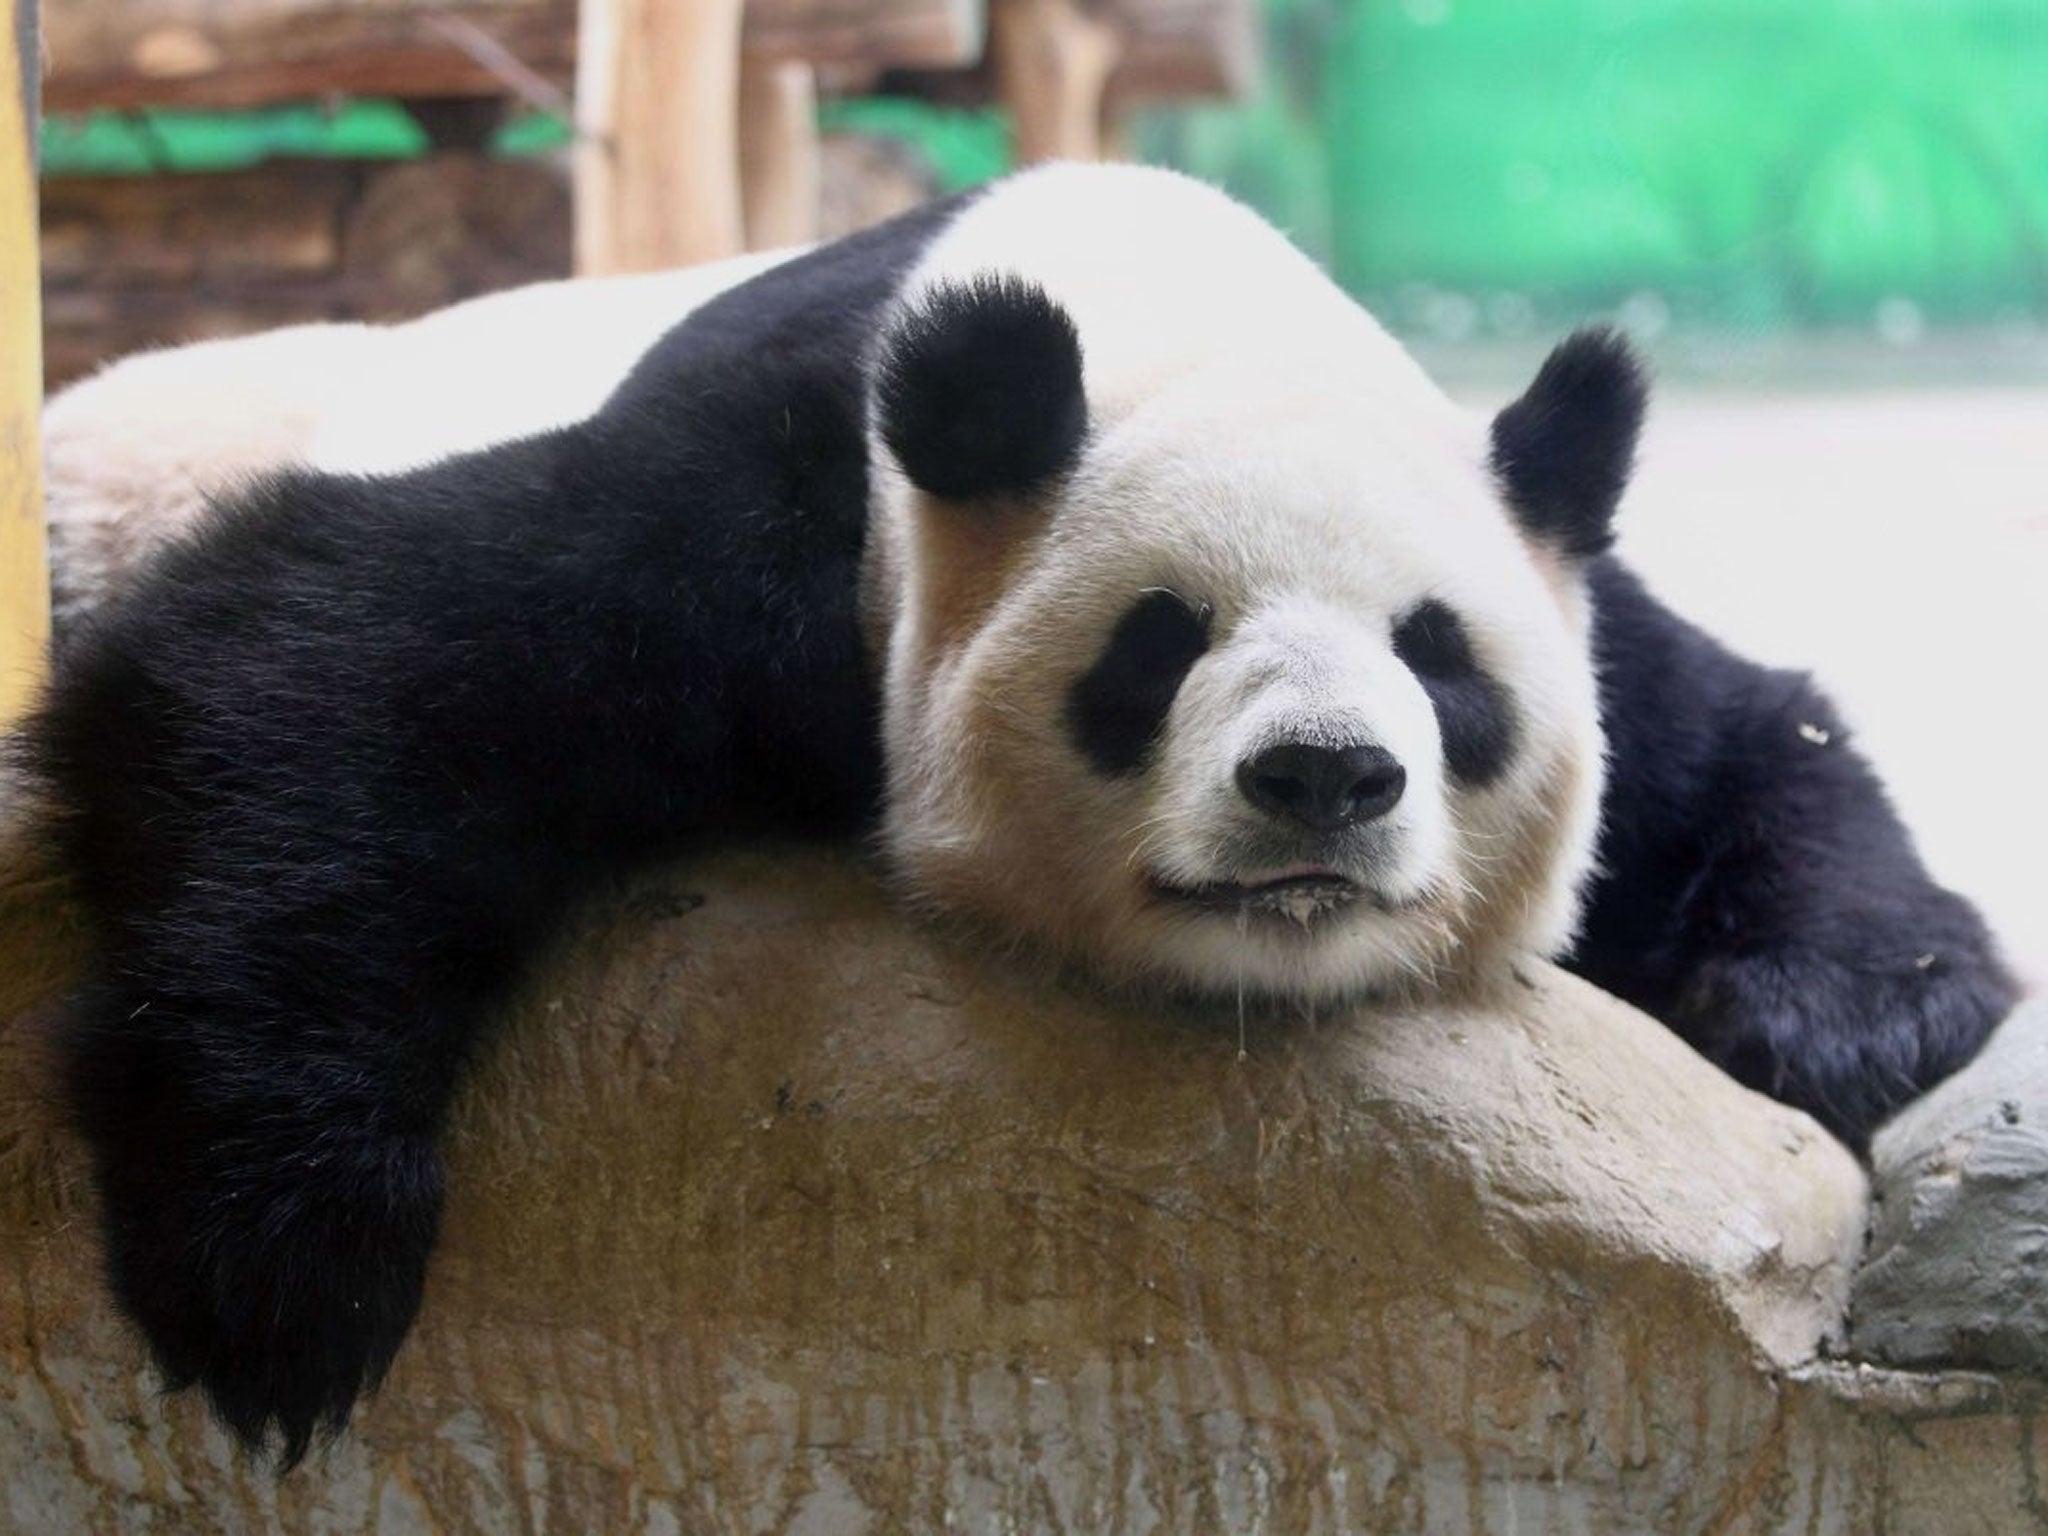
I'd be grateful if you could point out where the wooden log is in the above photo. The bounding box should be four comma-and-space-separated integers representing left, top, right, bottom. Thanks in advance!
43, 0, 985, 114
992, 0, 1121, 164
817, 128, 939, 241
402, 95, 512, 153
46, 1, 579, 115
744, 0, 983, 73
573, 0, 743, 275
740, 61, 821, 252
346, 155, 573, 305
0, 0, 46, 729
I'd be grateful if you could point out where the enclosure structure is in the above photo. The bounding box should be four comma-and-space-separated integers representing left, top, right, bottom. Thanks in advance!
38, 0, 1254, 386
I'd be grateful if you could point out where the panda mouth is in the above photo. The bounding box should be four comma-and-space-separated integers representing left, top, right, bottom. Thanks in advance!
1149, 865, 1365, 925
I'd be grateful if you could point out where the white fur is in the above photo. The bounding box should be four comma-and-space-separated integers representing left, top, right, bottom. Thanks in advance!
872, 165, 1606, 1002
43, 250, 795, 626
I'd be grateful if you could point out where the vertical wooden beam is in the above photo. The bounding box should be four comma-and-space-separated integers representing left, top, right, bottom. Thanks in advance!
993, 0, 1121, 165
0, 0, 45, 727
739, 59, 820, 252
573, 0, 746, 275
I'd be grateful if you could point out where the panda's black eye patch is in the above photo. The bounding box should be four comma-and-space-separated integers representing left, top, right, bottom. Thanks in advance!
1066, 591, 1211, 777
1392, 600, 1517, 788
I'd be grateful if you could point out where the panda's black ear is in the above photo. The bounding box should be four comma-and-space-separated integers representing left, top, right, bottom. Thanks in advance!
877, 275, 1087, 501
1489, 327, 1648, 562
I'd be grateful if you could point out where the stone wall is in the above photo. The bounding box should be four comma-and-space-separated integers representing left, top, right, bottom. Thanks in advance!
40, 137, 936, 393
40, 155, 572, 392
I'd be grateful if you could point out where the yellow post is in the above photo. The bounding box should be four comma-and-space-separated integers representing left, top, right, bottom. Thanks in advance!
0, 0, 45, 727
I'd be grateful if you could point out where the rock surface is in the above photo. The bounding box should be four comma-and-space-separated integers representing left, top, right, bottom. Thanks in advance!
0, 838, 2041, 1532
1852, 996, 2048, 1373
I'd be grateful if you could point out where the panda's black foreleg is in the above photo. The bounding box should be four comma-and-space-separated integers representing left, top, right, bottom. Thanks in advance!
44, 789, 584, 1464
1571, 559, 2017, 1151
38, 680, 606, 1463
25, 454, 764, 1461
59, 965, 451, 1464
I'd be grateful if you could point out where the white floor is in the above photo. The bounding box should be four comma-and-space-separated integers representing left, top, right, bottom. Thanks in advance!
1599, 389, 2047, 988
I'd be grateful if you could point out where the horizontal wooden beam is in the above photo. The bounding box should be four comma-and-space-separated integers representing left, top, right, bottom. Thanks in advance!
44, 0, 985, 115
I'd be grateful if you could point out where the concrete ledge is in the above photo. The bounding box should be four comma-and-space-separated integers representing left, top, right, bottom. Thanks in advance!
1, 842, 2037, 1530
1853, 996, 2048, 1374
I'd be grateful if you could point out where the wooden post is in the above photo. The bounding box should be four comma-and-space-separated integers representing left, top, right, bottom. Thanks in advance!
573, 0, 745, 275
739, 59, 820, 252
993, 0, 1121, 164
1, 0, 45, 727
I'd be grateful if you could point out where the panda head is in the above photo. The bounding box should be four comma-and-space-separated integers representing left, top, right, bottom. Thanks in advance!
870, 273, 1646, 1006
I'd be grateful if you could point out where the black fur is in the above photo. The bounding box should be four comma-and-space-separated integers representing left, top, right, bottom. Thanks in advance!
1567, 559, 2017, 1151
877, 275, 1088, 500
29, 193, 967, 1463
1390, 600, 1517, 787
1490, 327, 1648, 561
1065, 590, 1212, 776
20, 187, 2013, 1459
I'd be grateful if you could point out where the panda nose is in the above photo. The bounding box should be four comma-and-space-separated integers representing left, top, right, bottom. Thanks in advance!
1236, 741, 1407, 832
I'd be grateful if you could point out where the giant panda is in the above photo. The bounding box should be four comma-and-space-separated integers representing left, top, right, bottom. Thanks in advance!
24, 163, 2015, 1460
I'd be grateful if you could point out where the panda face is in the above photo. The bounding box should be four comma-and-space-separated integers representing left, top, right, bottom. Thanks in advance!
874, 358, 1608, 1005
869, 166, 1641, 1006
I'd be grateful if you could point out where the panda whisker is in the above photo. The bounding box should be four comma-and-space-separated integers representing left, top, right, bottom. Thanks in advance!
1451, 821, 1517, 843
1234, 906, 1249, 1063
1386, 947, 1434, 990
1442, 870, 1484, 904
1121, 811, 1181, 864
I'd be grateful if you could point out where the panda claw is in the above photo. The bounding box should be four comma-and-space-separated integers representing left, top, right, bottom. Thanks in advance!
83, 1095, 445, 1465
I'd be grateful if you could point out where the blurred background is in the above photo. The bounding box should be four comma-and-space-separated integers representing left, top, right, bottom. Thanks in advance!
33, 0, 2048, 977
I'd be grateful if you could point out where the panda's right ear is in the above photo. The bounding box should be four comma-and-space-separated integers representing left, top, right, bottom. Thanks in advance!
1490, 327, 1649, 562
877, 275, 1088, 501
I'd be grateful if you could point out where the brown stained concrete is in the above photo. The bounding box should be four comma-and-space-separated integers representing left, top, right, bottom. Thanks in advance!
1, 838, 2043, 1533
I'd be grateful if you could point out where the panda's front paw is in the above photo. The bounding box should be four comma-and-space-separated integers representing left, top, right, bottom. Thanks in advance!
94, 1131, 446, 1465
1679, 945, 2015, 1153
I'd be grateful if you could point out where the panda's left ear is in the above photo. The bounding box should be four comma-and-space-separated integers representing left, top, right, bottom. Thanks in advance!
877, 275, 1088, 501
1489, 327, 1649, 562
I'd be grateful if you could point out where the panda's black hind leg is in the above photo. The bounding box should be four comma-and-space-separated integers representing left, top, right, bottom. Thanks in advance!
25, 198, 903, 1453
1659, 905, 2015, 1152
1572, 558, 2018, 1152
26, 451, 758, 1460
45, 821, 540, 1463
